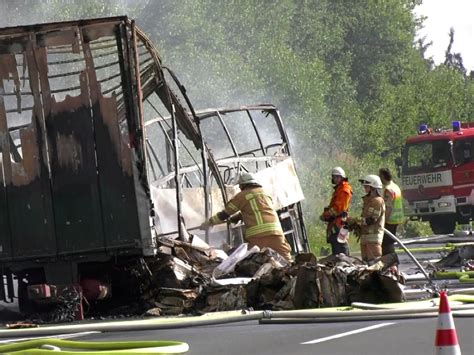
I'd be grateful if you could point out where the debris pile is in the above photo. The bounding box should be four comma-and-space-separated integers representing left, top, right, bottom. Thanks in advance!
8, 236, 404, 324
129, 235, 405, 317
436, 245, 474, 268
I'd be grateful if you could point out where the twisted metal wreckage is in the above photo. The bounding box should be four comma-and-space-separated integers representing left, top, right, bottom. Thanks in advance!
0, 17, 403, 323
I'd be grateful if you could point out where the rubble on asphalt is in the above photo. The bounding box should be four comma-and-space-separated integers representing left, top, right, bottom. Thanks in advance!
436, 245, 474, 268
2, 235, 405, 324
132, 235, 405, 317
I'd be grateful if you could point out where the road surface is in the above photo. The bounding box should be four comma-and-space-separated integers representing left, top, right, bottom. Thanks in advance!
5, 317, 466, 355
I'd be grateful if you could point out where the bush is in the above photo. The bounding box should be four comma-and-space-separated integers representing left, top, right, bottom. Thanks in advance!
307, 221, 361, 257
399, 220, 432, 238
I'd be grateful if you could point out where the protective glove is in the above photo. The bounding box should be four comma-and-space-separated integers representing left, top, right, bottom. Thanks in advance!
346, 216, 363, 228
365, 217, 376, 225
199, 220, 212, 230
229, 212, 242, 224
320, 209, 335, 222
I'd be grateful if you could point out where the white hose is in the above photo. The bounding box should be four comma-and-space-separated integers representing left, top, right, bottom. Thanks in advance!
0, 311, 264, 338
0, 229, 470, 337
259, 313, 438, 324
383, 227, 434, 287
261, 303, 474, 319
3, 299, 474, 336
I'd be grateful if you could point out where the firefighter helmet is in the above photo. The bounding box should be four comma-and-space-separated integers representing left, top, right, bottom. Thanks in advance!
238, 172, 260, 186
359, 174, 383, 189
331, 166, 346, 178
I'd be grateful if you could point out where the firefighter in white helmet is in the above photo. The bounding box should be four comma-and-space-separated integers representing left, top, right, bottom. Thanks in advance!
201, 172, 293, 262
347, 174, 386, 262
320, 167, 353, 256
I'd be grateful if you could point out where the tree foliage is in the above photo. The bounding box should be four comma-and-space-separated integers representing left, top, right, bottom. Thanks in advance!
3, 0, 474, 235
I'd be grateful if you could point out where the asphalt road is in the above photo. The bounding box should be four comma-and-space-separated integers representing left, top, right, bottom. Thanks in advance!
61, 317, 472, 355
1, 234, 472, 354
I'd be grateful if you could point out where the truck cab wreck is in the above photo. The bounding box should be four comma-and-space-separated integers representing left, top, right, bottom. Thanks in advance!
0, 17, 309, 320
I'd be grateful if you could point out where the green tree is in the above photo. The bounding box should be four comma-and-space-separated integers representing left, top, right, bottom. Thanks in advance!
6, 0, 474, 249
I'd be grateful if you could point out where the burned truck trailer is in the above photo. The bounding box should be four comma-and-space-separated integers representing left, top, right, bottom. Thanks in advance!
0, 16, 180, 316
0, 17, 308, 318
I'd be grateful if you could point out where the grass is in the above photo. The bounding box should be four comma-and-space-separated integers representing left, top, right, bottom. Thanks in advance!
307, 223, 360, 257
307, 220, 434, 257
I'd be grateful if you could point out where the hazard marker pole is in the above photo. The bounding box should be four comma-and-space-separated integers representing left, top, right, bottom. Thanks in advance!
435, 291, 461, 355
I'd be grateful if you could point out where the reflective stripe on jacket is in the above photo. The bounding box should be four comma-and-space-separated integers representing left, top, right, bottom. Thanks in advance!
383, 181, 404, 224
360, 195, 385, 244
209, 186, 283, 239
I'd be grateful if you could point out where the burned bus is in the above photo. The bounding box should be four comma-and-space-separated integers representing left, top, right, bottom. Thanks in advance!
0, 17, 307, 318
146, 104, 309, 253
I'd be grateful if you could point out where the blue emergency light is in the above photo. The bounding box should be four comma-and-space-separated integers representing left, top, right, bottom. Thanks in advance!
418, 123, 429, 134
452, 121, 461, 132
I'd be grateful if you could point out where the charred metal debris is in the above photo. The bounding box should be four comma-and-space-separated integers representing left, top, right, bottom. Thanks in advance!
136, 241, 404, 316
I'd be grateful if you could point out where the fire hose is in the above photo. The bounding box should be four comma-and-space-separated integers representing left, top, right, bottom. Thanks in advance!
0, 310, 265, 338
2, 303, 474, 344
0, 231, 470, 340
382, 227, 438, 293
259, 296, 474, 324
2, 296, 474, 342
395, 246, 455, 253
0, 338, 189, 354
434, 271, 474, 283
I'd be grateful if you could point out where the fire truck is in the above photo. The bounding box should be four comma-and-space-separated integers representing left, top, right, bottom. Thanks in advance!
399, 121, 474, 234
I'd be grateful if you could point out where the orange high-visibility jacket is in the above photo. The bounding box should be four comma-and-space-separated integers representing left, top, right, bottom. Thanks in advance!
323, 181, 353, 233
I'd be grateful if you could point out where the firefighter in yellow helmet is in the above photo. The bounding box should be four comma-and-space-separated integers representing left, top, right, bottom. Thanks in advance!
201, 172, 293, 262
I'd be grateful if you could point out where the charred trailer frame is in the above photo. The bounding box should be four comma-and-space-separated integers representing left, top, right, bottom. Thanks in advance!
0, 16, 206, 318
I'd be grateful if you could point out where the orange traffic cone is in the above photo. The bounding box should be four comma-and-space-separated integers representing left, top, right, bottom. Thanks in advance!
435, 291, 461, 355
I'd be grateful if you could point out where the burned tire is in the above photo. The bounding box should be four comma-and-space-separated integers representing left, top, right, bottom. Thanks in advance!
429, 216, 456, 235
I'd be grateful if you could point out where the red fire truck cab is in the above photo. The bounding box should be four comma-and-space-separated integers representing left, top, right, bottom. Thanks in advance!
400, 121, 474, 234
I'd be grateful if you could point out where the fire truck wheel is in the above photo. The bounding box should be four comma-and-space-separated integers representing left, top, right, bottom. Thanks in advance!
429, 216, 456, 235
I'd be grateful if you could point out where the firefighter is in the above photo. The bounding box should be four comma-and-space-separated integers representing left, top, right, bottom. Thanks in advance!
379, 168, 404, 257
348, 175, 385, 262
200, 172, 293, 262
320, 167, 353, 256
